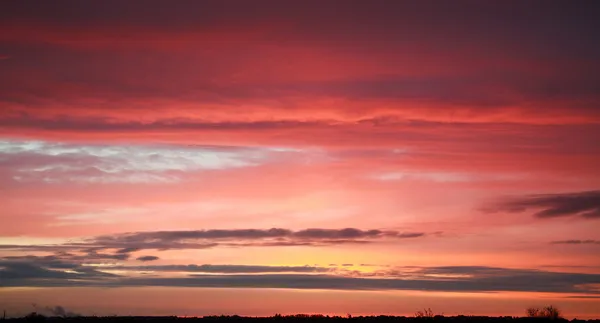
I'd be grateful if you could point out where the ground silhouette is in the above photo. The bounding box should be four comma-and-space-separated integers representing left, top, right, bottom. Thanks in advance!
5, 314, 600, 323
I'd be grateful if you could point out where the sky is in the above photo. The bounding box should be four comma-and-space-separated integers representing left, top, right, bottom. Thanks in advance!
1, 0, 600, 319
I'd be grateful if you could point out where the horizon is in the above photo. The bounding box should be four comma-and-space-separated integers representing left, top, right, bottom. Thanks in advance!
4, 311, 599, 320
1, 0, 599, 319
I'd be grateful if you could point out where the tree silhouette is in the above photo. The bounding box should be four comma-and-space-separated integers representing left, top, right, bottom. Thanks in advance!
526, 305, 562, 319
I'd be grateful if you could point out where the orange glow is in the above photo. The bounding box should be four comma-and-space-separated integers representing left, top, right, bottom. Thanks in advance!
1, 1, 599, 318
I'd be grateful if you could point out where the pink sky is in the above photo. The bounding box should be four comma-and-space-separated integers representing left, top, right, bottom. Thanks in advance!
1, 0, 599, 319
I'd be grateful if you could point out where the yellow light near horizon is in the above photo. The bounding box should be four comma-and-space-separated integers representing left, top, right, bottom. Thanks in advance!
0, 237, 72, 245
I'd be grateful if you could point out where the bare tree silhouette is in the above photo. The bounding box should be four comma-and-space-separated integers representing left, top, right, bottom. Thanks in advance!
415, 309, 435, 318
526, 305, 562, 319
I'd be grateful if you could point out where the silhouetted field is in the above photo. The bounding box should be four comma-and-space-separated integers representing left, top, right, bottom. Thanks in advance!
5, 315, 600, 323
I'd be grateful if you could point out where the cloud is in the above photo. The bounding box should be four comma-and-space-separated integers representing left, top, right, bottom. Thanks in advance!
1, 252, 130, 265
0, 228, 428, 257
87, 252, 130, 261
0, 258, 117, 285
118, 264, 329, 274
0, 140, 293, 183
372, 171, 525, 183
0, 228, 429, 275
0, 262, 75, 280
3, 254, 599, 295
0, 251, 134, 274
117, 247, 141, 254
551, 240, 600, 245
86, 228, 426, 251
110, 228, 418, 241
115, 269, 600, 293
2, 1, 599, 62
48, 208, 148, 226
0, 114, 330, 132
484, 190, 600, 219
1, 0, 599, 154
136, 256, 160, 262
2, 260, 600, 295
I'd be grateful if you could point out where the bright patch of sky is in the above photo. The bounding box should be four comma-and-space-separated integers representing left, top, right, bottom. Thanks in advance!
0, 140, 300, 183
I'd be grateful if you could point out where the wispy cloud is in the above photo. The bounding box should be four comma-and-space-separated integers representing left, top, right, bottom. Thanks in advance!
136, 255, 160, 262
0, 140, 297, 183
484, 190, 600, 219
114, 264, 331, 274
0, 228, 429, 256
551, 240, 600, 245
371, 171, 524, 183
86, 228, 426, 251
2, 257, 599, 295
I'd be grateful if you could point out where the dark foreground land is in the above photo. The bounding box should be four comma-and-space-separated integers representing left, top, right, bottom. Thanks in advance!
5, 316, 600, 323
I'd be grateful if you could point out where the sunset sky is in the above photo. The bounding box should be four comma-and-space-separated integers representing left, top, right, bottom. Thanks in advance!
1, 0, 600, 319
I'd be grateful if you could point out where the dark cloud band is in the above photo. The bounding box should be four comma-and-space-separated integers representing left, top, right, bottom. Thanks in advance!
2, 258, 599, 295
485, 190, 600, 219
0, 228, 429, 260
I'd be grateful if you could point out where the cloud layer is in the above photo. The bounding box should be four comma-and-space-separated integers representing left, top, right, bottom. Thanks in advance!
488, 190, 600, 219
0, 228, 428, 254
0, 140, 295, 183
2, 255, 599, 295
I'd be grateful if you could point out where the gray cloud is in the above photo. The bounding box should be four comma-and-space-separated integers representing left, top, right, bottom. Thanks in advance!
551, 240, 600, 245
2, 262, 599, 295
409, 266, 546, 277
0, 262, 75, 280
117, 247, 142, 254
75, 228, 426, 252
3, 255, 600, 295
119, 264, 329, 274
0, 117, 326, 133
0, 252, 131, 269
115, 270, 600, 293
86, 251, 130, 261
0, 139, 280, 184
0, 228, 429, 267
136, 256, 160, 262
0, 258, 117, 286
485, 190, 600, 219
1, 0, 599, 151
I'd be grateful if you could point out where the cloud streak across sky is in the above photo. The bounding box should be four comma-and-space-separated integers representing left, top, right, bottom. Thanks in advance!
488, 191, 600, 219
2, 254, 600, 295
0, 228, 428, 254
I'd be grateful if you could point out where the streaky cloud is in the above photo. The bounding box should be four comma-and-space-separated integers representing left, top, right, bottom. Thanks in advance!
484, 190, 600, 219
2, 259, 600, 295
551, 240, 600, 245
136, 255, 160, 262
